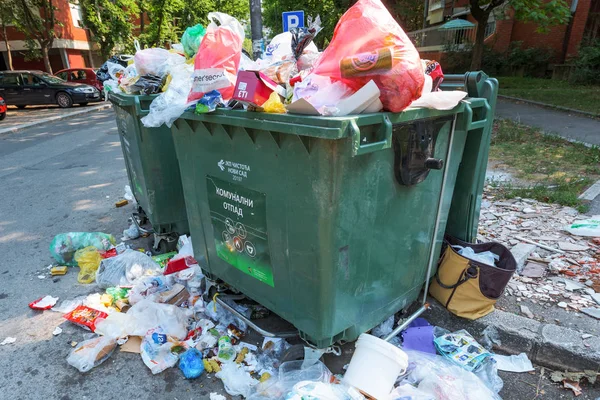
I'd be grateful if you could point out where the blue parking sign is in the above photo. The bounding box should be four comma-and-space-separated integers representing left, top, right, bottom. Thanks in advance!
282, 11, 304, 32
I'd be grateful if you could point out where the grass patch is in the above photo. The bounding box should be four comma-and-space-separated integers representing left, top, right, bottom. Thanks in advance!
498, 77, 600, 115
489, 119, 600, 211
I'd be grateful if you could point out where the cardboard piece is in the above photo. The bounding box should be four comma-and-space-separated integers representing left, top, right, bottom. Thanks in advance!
156, 283, 189, 305
232, 71, 285, 107
286, 80, 382, 116
120, 336, 142, 354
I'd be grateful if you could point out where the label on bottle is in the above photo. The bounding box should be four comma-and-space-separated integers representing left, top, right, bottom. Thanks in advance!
340, 47, 393, 78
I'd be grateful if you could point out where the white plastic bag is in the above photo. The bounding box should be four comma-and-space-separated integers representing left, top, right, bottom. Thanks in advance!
97, 299, 190, 339
453, 246, 499, 267
400, 350, 502, 400
565, 216, 600, 237
134, 46, 185, 77
66, 336, 117, 372
95, 249, 161, 289
216, 362, 259, 397
141, 327, 181, 374
141, 62, 194, 128
262, 31, 318, 65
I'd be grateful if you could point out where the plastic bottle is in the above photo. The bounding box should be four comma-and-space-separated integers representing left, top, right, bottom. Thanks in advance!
217, 336, 236, 362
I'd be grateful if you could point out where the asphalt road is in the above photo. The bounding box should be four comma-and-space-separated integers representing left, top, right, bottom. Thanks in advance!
0, 109, 597, 400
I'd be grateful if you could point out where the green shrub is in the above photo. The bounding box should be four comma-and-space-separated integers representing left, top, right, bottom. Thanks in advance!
569, 42, 600, 85
507, 42, 553, 77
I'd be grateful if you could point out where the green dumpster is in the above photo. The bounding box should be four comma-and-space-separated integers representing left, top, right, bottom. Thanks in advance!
171, 72, 498, 348
109, 92, 189, 252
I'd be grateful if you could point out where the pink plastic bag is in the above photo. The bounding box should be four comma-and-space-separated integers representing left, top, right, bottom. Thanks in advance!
187, 12, 244, 102
310, 0, 424, 112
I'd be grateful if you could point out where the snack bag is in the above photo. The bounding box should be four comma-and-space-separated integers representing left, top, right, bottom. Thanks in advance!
187, 12, 244, 102
309, 0, 424, 112
63, 305, 108, 332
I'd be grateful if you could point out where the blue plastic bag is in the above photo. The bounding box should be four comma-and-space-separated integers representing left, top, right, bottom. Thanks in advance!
179, 348, 204, 379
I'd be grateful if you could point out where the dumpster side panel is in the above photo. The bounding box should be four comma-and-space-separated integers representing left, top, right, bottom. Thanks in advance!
110, 93, 189, 237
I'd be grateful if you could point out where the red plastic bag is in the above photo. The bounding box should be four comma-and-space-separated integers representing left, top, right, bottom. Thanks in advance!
310, 0, 424, 112
187, 12, 244, 102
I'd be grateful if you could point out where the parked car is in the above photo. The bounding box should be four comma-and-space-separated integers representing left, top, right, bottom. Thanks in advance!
0, 96, 6, 120
0, 70, 101, 108
55, 68, 103, 92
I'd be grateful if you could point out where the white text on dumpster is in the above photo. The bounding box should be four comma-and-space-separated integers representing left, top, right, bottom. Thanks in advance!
216, 187, 254, 217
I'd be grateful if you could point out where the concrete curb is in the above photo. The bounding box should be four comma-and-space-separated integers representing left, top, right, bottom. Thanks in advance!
425, 300, 600, 371
579, 179, 600, 201
498, 95, 600, 120
0, 103, 113, 135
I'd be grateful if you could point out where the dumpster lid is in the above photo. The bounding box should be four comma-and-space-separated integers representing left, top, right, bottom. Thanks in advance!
178, 103, 466, 140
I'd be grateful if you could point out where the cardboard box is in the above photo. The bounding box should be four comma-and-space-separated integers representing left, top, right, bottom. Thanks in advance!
232, 71, 285, 107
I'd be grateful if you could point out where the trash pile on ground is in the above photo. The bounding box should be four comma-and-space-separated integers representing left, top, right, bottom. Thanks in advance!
478, 191, 600, 319
98, 0, 467, 129
30, 222, 517, 399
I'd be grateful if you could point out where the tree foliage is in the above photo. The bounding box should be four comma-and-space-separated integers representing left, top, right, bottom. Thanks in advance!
138, 0, 249, 48
469, 0, 570, 69
80, 0, 139, 60
0, 0, 17, 70
12, 0, 60, 73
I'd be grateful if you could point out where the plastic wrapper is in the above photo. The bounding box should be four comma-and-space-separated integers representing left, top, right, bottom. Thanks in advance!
64, 305, 108, 332
67, 336, 117, 373
293, 76, 354, 113
260, 60, 297, 85
128, 275, 171, 304
433, 329, 492, 372
50, 232, 115, 266
141, 327, 183, 374
451, 245, 499, 267
286, 380, 365, 400
179, 348, 205, 378
399, 350, 501, 400
75, 246, 102, 284
188, 12, 244, 102
141, 63, 194, 128
388, 384, 434, 400
371, 315, 394, 338
263, 92, 286, 114
297, 52, 321, 72
122, 223, 140, 240
247, 360, 332, 400
29, 295, 59, 310
134, 46, 185, 77
216, 362, 259, 397
195, 90, 223, 114
205, 299, 248, 332
96, 249, 161, 289
181, 24, 206, 58
422, 59, 444, 91
308, 0, 424, 112
290, 15, 322, 60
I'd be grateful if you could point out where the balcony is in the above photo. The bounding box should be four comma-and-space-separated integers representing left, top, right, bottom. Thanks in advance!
407, 21, 496, 52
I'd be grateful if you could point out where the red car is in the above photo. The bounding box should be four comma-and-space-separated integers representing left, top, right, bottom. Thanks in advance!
55, 68, 103, 92
0, 96, 6, 120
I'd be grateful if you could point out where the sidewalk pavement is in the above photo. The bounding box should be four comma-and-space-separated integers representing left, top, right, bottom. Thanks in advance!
0, 103, 112, 135
496, 98, 600, 146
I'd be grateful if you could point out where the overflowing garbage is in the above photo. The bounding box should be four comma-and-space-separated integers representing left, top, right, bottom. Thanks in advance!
101, 0, 467, 130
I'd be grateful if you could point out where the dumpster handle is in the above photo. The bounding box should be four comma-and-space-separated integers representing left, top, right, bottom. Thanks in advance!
350, 114, 393, 156
384, 116, 457, 343
214, 295, 299, 339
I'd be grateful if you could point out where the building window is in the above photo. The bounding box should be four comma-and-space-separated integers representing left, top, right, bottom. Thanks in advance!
429, 0, 444, 12
70, 3, 84, 28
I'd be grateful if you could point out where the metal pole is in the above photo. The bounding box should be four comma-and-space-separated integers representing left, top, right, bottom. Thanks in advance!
249, 0, 263, 59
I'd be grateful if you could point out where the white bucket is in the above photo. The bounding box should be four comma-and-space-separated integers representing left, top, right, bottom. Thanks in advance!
342, 333, 409, 399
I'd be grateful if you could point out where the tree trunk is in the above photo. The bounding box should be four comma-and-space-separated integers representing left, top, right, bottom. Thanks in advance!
41, 44, 52, 74
470, 14, 489, 71
1, 21, 13, 70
